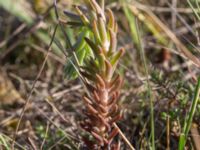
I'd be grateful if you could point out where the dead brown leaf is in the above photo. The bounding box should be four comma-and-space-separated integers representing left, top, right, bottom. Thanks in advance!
0, 69, 24, 105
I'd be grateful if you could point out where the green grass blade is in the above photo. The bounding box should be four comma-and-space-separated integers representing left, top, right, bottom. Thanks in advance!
0, 0, 33, 24
0, 134, 9, 150
178, 76, 200, 150
122, 2, 139, 49
135, 19, 155, 150
187, 0, 200, 20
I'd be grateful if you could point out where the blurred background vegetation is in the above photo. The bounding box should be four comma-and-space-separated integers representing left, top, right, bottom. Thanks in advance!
0, 0, 200, 149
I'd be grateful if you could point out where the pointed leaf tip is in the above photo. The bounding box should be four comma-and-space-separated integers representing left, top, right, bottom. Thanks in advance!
110, 48, 125, 66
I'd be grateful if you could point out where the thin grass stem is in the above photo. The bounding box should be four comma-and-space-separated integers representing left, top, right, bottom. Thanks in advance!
135, 19, 155, 150
178, 76, 200, 150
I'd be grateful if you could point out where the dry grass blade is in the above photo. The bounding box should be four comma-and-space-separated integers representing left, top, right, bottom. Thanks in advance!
129, 1, 200, 68
11, 25, 58, 150
34, 105, 79, 149
0, 2, 56, 60
28, 137, 38, 150
113, 123, 135, 150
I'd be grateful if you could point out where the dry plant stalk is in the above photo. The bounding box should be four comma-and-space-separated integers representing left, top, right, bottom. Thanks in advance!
65, 0, 125, 149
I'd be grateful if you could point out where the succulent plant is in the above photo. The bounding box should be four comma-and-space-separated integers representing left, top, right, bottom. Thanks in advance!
63, 0, 125, 149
